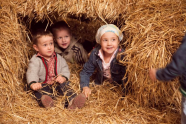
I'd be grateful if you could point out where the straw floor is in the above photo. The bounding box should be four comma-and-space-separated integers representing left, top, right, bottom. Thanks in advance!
1, 0, 186, 123
0, 63, 181, 123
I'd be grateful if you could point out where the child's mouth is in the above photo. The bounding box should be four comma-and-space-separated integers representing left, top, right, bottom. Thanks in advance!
62, 43, 67, 46
106, 47, 113, 50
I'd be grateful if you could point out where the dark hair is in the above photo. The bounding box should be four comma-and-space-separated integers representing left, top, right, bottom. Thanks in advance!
51, 21, 71, 36
32, 29, 53, 45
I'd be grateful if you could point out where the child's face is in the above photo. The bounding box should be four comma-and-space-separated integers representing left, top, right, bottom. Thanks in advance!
33, 35, 54, 60
55, 29, 71, 49
100, 32, 119, 56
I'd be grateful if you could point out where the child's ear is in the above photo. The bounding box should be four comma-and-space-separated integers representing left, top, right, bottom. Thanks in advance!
33, 44, 39, 51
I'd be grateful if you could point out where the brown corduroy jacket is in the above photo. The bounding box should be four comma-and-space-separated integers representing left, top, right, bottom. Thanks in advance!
55, 37, 88, 65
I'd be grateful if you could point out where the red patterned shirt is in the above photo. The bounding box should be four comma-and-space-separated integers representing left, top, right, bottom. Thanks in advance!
37, 52, 56, 84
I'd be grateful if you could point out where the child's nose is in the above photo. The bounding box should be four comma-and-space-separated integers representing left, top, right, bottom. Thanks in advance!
62, 38, 65, 42
48, 45, 52, 49
107, 40, 111, 45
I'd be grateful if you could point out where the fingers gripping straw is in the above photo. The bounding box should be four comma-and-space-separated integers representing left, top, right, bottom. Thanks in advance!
95, 24, 123, 44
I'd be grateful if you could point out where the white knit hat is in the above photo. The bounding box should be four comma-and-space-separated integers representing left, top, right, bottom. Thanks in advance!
95, 24, 123, 44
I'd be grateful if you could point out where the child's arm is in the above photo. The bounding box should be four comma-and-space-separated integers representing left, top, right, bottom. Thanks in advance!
151, 35, 186, 81
26, 56, 41, 89
80, 49, 96, 97
57, 55, 70, 81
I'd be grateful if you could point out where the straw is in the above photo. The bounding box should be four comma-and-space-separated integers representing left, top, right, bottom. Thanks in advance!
1, 0, 186, 123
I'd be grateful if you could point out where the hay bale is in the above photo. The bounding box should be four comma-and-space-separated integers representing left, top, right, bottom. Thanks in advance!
0, 0, 186, 123
120, 0, 186, 108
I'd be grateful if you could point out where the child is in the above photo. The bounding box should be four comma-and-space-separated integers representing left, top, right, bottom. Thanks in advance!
51, 21, 88, 65
79, 24, 127, 98
149, 35, 186, 124
26, 29, 86, 109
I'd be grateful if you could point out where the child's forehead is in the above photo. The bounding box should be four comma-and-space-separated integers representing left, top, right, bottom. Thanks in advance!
40, 35, 53, 39
38, 35, 53, 42
55, 28, 70, 34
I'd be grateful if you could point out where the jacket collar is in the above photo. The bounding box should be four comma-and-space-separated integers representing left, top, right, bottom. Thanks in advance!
94, 45, 101, 56
36, 52, 56, 60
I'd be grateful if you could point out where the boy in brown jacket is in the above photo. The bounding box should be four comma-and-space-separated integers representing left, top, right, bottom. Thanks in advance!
51, 21, 88, 65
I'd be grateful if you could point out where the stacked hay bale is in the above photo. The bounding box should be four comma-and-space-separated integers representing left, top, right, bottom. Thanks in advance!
120, 0, 186, 108
0, 0, 186, 123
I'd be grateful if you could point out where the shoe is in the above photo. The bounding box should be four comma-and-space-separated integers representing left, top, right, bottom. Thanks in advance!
68, 93, 86, 109
41, 95, 54, 108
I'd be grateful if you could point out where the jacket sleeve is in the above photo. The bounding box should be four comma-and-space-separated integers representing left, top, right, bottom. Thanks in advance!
79, 44, 88, 63
80, 49, 96, 89
72, 43, 88, 65
26, 56, 40, 85
57, 55, 70, 80
156, 35, 186, 81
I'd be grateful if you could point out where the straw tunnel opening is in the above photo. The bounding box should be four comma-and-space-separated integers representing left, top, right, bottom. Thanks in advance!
19, 14, 128, 110
18, 12, 126, 92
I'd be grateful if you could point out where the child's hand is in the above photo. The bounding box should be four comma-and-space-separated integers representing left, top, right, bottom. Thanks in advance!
149, 68, 157, 81
55, 76, 66, 84
82, 86, 91, 98
30, 83, 42, 91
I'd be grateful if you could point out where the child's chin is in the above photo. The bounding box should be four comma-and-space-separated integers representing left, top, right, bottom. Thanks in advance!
61, 45, 69, 49
105, 51, 114, 55
62, 46, 68, 49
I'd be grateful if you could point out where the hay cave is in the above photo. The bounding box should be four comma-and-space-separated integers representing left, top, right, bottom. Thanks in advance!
1, 0, 186, 123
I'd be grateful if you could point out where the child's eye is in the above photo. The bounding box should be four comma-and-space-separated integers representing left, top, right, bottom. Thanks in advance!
65, 36, 69, 38
43, 44, 47, 46
50, 42, 53, 45
58, 37, 62, 40
112, 39, 116, 41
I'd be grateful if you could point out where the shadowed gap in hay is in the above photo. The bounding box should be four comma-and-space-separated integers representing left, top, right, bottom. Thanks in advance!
21, 14, 104, 53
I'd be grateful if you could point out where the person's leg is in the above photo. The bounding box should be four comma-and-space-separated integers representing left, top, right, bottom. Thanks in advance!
33, 83, 54, 108
56, 81, 77, 107
56, 81, 86, 109
181, 94, 186, 124
68, 93, 86, 109
56, 81, 77, 102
